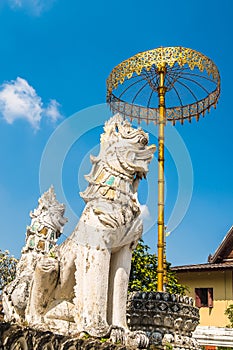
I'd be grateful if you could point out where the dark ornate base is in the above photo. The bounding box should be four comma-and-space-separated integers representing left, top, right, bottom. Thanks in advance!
127, 292, 202, 349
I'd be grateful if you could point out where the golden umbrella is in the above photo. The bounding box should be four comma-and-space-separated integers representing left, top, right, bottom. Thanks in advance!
106, 47, 220, 291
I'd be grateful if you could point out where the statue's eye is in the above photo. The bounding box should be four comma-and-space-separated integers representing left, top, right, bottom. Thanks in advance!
139, 137, 148, 146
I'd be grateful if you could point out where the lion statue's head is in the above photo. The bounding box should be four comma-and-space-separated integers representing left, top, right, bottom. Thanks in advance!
81, 114, 156, 203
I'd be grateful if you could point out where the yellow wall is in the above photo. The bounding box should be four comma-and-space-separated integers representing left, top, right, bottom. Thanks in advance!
176, 270, 233, 327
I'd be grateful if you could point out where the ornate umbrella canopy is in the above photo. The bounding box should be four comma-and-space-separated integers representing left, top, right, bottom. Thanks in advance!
107, 47, 220, 125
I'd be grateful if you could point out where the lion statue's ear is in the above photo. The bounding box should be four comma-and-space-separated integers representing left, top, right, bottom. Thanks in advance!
104, 114, 124, 131
101, 113, 124, 143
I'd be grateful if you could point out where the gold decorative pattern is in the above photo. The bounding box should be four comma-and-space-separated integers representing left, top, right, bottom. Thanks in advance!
39, 227, 48, 236
106, 47, 220, 124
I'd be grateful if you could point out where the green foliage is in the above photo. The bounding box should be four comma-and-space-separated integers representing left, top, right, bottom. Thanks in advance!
0, 249, 18, 292
129, 240, 158, 292
225, 304, 233, 328
166, 260, 188, 295
129, 240, 188, 295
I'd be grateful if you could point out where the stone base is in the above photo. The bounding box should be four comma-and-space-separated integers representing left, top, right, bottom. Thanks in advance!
0, 322, 139, 350
0, 292, 202, 349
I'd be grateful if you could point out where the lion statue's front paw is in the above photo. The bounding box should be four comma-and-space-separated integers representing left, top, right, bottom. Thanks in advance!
109, 326, 125, 344
125, 330, 149, 349
110, 326, 149, 349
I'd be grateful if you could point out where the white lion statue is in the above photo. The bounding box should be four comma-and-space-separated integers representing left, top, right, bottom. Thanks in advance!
3, 114, 156, 348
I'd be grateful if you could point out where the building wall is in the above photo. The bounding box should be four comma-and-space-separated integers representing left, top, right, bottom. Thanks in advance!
176, 270, 233, 327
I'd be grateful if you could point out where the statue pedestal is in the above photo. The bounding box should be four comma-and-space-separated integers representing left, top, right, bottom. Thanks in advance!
0, 322, 136, 350
127, 291, 202, 349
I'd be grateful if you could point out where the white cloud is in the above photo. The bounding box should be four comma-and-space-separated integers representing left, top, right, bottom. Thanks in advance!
139, 204, 150, 220
7, 0, 56, 16
45, 99, 62, 123
0, 77, 63, 130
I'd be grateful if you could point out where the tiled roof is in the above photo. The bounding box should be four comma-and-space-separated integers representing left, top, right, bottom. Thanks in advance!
171, 261, 233, 272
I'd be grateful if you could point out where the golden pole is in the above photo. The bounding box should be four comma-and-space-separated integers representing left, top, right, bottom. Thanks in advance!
157, 63, 166, 292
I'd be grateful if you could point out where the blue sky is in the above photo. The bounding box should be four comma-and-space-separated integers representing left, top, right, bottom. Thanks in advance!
0, 0, 232, 266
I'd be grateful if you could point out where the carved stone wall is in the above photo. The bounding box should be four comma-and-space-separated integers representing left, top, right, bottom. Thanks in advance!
0, 322, 131, 350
